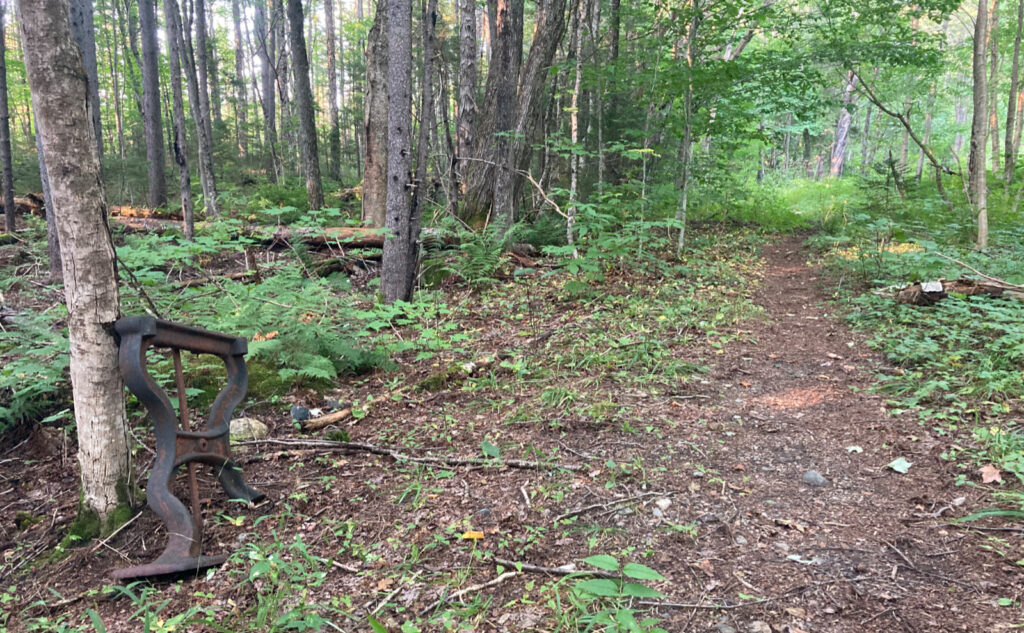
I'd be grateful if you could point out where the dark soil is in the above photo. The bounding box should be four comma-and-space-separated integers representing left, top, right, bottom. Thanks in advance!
2, 235, 1020, 632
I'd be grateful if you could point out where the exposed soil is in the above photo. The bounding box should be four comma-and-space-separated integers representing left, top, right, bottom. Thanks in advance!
2, 235, 1021, 632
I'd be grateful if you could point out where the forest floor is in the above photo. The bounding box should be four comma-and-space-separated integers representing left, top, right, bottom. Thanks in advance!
1, 233, 1021, 632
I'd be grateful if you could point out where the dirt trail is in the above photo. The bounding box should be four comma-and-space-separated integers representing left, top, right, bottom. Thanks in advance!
672, 237, 1019, 632
2, 235, 1020, 632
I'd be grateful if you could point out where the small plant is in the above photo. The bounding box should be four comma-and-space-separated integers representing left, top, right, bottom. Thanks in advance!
553, 555, 668, 633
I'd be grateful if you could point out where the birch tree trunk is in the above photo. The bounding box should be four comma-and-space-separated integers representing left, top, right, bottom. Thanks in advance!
898, 95, 911, 174
916, 86, 935, 184
69, 0, 102, 157
406, 0, 435, 278
1005, 0, 1023, 183
363, 2, 388, 227
860, 102, 873, 175
381, 0, 415, 303
207, 0, 223, 128
165, 0, 195, 238
195, 0, 215, 148
970, 0, 990, 248
19, 0, 132, 528
138, 0, 167, 207
287, 0, 325, 209
233, 0, 249, 158
567, 0, 584, 249
326, 0, 341, 179
0, 1, 14, 235
829, 71, 856, 178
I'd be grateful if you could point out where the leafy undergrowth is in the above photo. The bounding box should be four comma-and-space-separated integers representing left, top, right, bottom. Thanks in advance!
812, 209, 1024, 521
1, 221, 765, 632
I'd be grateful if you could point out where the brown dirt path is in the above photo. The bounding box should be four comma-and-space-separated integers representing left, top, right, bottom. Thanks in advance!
666, 236, 1020, 632
2, 234, 1020, 633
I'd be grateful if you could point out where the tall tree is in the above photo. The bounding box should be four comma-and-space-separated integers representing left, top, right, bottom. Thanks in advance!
829, 71, 857, 178
363, 2, 388, 227
989, 0, 1001, 171
287, 0, 325, 209
69, 0, 102, 156
195, 0, 215, 148
179, 0, 220, 215
970, 0, 990, 248
410, 0, 435, 232
165, 0, 195, 237
19, 0, 131, 528
456, 0, 477, 191
381, 0, 414, 302
255, 0, 279, 181
138, 0, 167, 207
0, 0, 15, 235
232, 0, 249, 158
325, 0, 341, 179
1005, 0, 1024, 183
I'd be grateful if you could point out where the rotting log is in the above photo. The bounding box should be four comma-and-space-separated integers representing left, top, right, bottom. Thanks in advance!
109, 215, 388, 248
895, 279, 1024, 305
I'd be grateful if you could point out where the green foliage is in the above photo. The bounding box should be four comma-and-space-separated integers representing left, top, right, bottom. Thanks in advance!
553, 555, 668, 633
445, 223, 507, 287
0, 308, 70, 431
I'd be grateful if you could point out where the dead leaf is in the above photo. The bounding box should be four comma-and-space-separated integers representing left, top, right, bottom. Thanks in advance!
740, 381, 751, 388
696, 559, 715, 576
786, 606, 807, 618
733, 463, 746, 471
979, 464, 1003, 484
376, 578, 395, 591
461, 530, 485, 540
826, 353, 843, 360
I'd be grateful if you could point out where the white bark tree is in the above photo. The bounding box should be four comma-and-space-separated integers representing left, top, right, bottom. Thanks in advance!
19, 0, 132, 531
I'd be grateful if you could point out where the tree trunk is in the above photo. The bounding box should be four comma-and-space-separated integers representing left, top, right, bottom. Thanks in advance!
381, 0, 414, 303
325, 0, 341, 179
69, 0, 103, 157
567, 0, 584, 248
195, 0, 215, 148
407, 0, 435, 274
803, 127, 812, 177
916, 85, 935, 183
860, 102, 873, 175
970, 0, 990, 248
829, 71, 856, 178
1006, 0, 1023, 183
179, 0, 220, 215
287, 0, 325, 209
0, 2, 14, 235
255, 0, 279, 181
363, 2, 388, 227
898, 95, 911, 174
207, 0, 223, 128
19, 0, 132, 528
456, 0, 477, 195
165, 0, 195, 238
989, 0, 1001, 172
233, 0, 249, 158
138, 0, 167, 207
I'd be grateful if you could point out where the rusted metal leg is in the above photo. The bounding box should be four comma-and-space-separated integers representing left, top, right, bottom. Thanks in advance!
110, 316, 264, 580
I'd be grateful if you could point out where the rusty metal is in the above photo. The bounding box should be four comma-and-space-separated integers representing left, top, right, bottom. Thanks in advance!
111, 316, 263, 580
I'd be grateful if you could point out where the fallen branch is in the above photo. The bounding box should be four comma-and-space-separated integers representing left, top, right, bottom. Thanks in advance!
419, 571, 518, 616
930, 252, 1024, 290
554, 491, 666, 523
492, 557, 618, 579
236, 438, 583, 471
303, 388, 408, 431
894, 278, 1024, 305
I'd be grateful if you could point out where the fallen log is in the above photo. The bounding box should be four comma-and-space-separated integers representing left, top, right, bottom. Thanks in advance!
895, 279, 1024, 305
109, 215, 387, 248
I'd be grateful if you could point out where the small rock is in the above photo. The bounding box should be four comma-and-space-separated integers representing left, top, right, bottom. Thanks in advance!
734, 535, 748, 545
692, 470, 705, 478
717, 625, 737, 633
473, 508, 496, 526
230, 417, 269, 441
325, 399, 343, 410
802, 470, 830, 487
772, 541, 789, 553
748, 621, 771, 633
652, 507, 664, 519
655, 497, 672, 511
290, 404, 312, 421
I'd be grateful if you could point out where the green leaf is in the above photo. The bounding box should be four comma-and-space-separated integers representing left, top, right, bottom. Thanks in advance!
481, 441, 501, 459
368, 614, 389, 633
887, 457, 912, 474
574, 579, 621, 597
86, 608, 107, 633
581, 554, 620, 571
622, 562, 666, 581
621, 582, 665, 598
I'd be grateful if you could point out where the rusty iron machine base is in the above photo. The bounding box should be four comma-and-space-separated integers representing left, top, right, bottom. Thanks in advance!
111, 316, 264, 580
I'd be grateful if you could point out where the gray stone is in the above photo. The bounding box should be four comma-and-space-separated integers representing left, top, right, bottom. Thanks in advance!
748, 621, 771, 633
655, 497, 672, 511
802, 470, 830, 487
734, 535, 748, 545
290, 404, 312, 421
230, 417, 269, 442
717, 625, 737, 633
